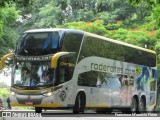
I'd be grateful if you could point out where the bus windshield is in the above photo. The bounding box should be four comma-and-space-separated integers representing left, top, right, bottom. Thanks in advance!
16, 32, 60, 56
13, 61, 55, 88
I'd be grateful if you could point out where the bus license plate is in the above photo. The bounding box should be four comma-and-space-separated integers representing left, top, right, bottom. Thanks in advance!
25, 101, 33, 105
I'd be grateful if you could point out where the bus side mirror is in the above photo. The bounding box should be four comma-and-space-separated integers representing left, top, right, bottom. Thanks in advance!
0, 53, 14, 70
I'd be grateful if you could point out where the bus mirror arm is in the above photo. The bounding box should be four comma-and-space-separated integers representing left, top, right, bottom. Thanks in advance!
51, 52, 73, 69
0, 53, 14, 70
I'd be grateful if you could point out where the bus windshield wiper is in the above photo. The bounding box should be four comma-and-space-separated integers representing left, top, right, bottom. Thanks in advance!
13, 84, 21, 88
24, 49, 28, 54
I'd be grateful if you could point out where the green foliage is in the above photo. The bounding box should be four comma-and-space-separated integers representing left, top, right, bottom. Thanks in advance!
16, 0, 138, 30
76, 10, 95, 22
58, 20, 108, 35
0, 82, 10, 109
36, 0, 66, 27
157, 63, 160, 89
0, 88, 10, 98
129, 0, 160, 25
106, 21, 124, 30
104, 27, 156, 50
59, 19, 157, 51
153, 4, 160, 25
140, 22, 156, 31
0, 82, 10, 88
155, 29, 160, 39
0, 83, 10, 108
0, 4, 19, 57
0, 0, 33, 7
155, 41, 160, 56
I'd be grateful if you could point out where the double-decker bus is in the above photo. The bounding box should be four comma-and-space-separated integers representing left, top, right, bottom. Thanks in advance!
0, 28, 157, 113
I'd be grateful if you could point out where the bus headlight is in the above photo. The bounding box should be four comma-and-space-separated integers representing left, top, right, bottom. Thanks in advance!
43, 92, 53, 97
11, 92, 16, 96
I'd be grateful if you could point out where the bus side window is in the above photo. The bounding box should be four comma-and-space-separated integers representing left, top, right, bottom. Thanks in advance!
78, 74, 89, 86
78, 71, 98, 87
59, 64, 72, 83
59, 67, 65, 83
61, 33, 83, 52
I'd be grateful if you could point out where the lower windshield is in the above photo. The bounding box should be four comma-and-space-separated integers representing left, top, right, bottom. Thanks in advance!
13, 62, 55, 87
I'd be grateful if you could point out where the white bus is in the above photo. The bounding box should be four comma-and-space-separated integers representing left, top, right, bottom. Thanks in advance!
0, 28, 157, 113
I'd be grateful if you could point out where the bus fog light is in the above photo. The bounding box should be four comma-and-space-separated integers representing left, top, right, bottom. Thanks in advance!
43, 92, 53, 96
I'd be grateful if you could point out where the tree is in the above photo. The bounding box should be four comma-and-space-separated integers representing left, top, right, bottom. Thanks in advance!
36, 0, 66, 27
0, 0, 32, 7
129, 0, 160, 24
0, 0, 33, 57
58, 19, 107, 35
0, 4, 19, 57
17, 0, 138, 29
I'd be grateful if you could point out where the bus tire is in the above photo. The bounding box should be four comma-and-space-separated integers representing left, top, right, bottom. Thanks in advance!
35, 107, 42, 113
138, 97, 146, 113
73, 92, 86, 114
96, 108, 107, 114
151, 106, 156, 112
130, 97, 138, 113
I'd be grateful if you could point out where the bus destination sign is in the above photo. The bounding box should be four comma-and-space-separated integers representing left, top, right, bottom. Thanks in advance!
15, 55, 52, 61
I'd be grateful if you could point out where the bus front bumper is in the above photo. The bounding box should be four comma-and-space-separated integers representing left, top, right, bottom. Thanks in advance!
10, 94, 64, 108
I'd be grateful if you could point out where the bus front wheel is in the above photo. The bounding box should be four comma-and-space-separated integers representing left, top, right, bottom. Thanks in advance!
73, 92, 86, 114
35, 107, 42, 113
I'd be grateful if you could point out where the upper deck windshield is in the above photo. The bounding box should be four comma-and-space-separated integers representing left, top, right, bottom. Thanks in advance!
13, 61, 55, 88
16, 31, 61, 56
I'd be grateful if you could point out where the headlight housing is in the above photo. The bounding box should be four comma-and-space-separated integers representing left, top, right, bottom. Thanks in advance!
43, 92, 53, 97
11, 91, 16, 96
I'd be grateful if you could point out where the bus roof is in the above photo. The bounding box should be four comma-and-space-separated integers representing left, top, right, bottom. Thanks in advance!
24, 28, 156, 54
24, 28, 84, 33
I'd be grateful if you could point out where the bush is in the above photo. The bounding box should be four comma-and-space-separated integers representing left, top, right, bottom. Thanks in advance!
106, 21, 124, 30
58, 20, 108, 36
155, 29, 160, 39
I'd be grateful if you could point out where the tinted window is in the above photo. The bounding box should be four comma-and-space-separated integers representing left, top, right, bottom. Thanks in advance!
78, 71, 121, 89
62, 32, 83, 53
78, 36, 156, 67
55, 54, 75, 85
78, 71, 98, 87
16, 32, 60, 56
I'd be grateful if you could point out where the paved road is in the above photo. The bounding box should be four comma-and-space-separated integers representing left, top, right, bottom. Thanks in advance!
41, 109, 116, 117
1, 110, 160, 120
1, 109, 115, 117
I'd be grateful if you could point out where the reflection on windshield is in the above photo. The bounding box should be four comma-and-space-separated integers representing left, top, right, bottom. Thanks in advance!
13, 62, 54, 87
16, 32, 60, 56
